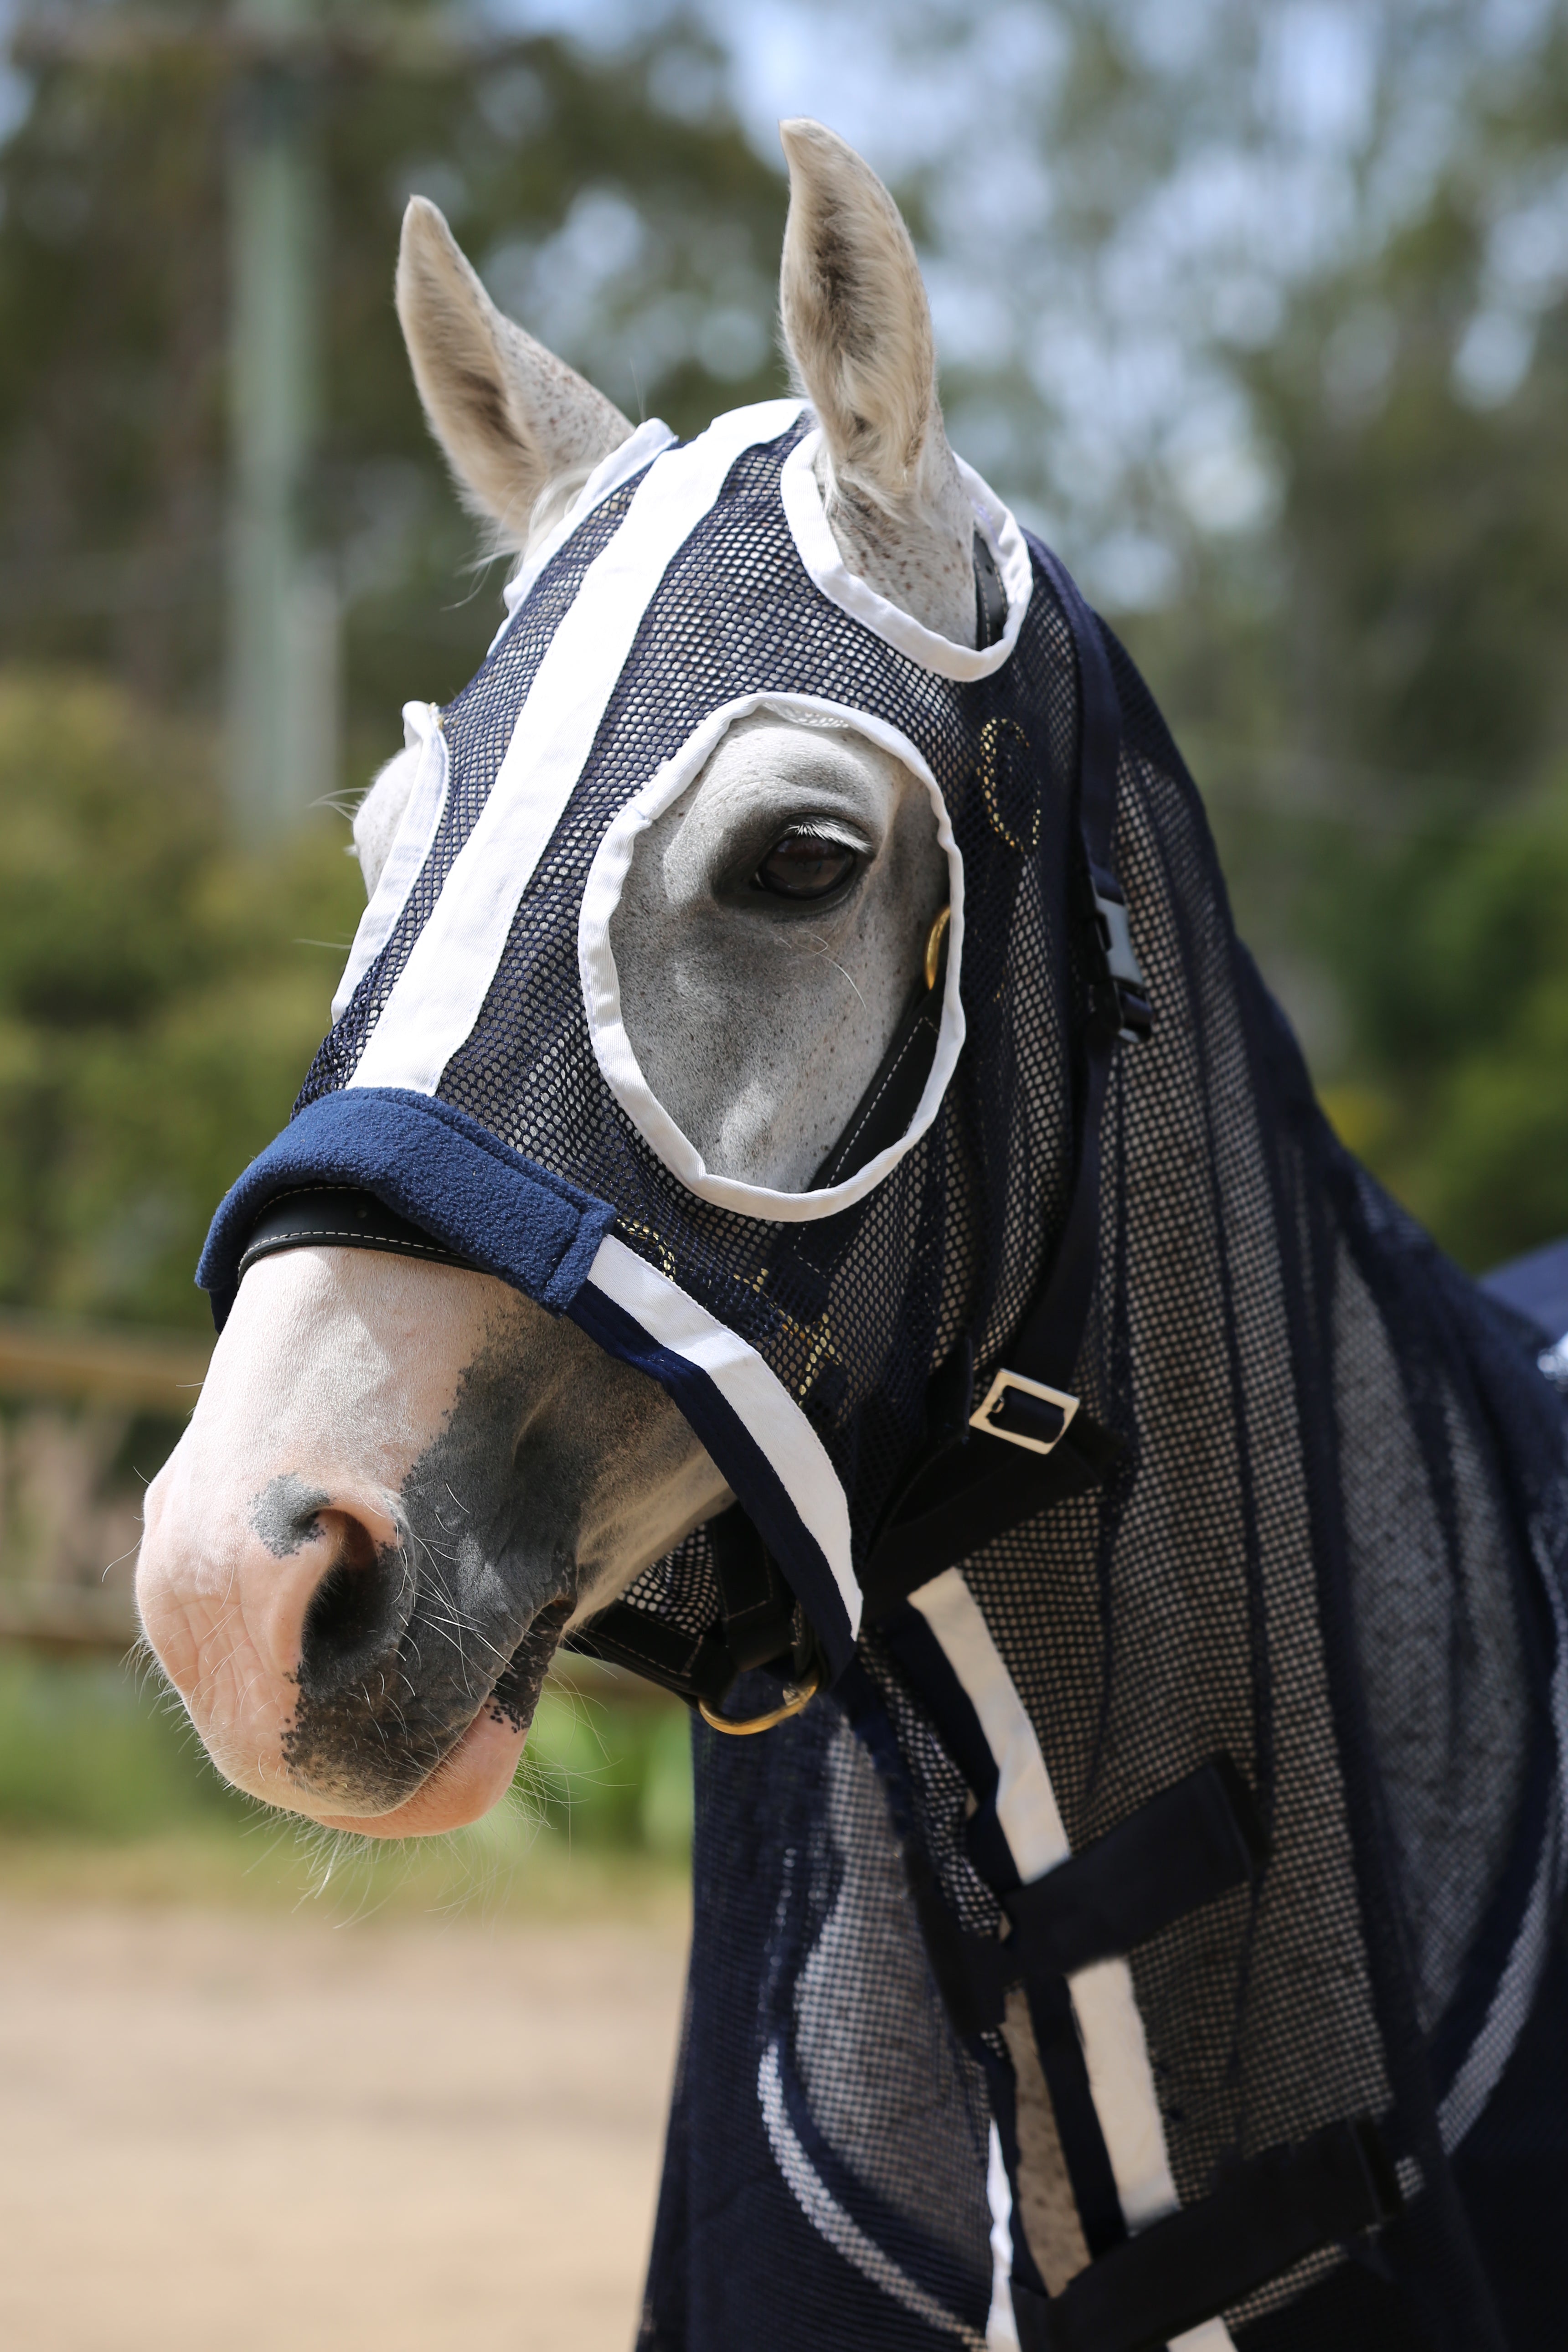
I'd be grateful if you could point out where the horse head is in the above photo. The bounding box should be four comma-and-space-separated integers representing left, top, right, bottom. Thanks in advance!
137, 122, 999, 1834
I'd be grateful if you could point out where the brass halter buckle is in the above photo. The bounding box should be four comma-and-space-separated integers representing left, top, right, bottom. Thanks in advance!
697, 1658, 823, 1737
970, 1367, 1080, 1456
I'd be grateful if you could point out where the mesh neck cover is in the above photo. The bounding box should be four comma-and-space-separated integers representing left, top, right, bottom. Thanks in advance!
199, 402, 1568, 2351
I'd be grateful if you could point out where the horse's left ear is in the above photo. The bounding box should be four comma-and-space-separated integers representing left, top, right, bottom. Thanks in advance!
779, 119, 975, 643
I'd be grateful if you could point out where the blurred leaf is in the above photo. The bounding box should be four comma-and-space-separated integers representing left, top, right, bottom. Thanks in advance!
0, 665, 362, 1324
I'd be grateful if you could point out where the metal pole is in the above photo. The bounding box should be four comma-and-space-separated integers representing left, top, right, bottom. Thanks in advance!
226, 0, 335, 843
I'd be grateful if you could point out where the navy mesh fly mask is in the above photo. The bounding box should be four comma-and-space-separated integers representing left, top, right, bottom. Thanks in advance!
199, 400, 1568, 2352
201, 397, 1078, 1682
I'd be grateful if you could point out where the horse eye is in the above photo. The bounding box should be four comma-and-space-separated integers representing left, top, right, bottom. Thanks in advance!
752, 833, 859, 900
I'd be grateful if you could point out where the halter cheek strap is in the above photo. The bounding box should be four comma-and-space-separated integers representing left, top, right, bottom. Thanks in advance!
858, 539, 1151, 1620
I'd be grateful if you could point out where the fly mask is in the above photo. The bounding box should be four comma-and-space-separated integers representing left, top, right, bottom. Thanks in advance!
196, 397, 1568, 2352
198, 397, 1127, 1704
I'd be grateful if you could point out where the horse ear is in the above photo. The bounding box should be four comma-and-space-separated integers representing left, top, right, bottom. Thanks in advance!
778, 121, 974, 642
396, 197, 632, 552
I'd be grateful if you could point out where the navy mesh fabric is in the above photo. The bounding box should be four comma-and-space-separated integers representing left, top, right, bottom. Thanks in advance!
305, 471, 647, 1099
645, 1692, 996, 2352
210, 410, 1568, 2347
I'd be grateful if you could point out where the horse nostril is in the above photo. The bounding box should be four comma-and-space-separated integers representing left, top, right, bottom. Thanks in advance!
299, 1510, 402, 1687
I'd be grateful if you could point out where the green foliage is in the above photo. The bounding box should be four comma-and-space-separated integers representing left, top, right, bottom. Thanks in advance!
0, 1650, 245, 1837
1258, 47, 1568, 1269
0, 7, 789, 741
0, 665, 361, 1325
525, 1689, 694, 1859
1114, 21, 1568, 1273
1317, 778, 1568, 1266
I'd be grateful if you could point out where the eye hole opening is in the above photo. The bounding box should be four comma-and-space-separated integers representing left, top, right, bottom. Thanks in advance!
752, 830, 861, 901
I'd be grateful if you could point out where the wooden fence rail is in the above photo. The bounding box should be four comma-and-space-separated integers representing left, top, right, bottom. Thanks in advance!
0, 1310, 211, 1654
0, 1311, 666, 1700
0, 1310, 212, 1413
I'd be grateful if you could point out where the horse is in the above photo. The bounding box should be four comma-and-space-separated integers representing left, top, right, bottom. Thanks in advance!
137, 120, 1568, 2352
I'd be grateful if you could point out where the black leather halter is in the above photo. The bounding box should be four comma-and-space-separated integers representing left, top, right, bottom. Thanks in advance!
238, 1185, 475, 1281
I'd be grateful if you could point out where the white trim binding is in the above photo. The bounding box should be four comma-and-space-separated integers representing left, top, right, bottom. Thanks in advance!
581, 1232, 861, 1641
779, 428, 1033, 681
332, 701, 450, 1023
1439, 1525, 1568, 2151
494, 414, 679, 643
349, 398, 805, 1100
760, 2039, 987, 2348
1439, 1784, 1561, 2152
578, 691, 967, 1222
908, 1568, 1239, 2352
985, 2121, 1022, 2350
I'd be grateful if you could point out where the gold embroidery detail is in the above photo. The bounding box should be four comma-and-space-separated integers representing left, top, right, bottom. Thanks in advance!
979, 716, 1038, 856
615, 1217, 678, 1281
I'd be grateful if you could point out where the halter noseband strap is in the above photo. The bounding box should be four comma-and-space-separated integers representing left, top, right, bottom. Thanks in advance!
237, 1186, 478, 1279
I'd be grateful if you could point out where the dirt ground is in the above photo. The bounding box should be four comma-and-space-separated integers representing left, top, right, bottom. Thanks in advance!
0, 1893, 688, 2352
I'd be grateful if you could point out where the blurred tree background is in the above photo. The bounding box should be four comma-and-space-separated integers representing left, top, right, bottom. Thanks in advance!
0, 0, 1564, 1336
0, 0, 790, 1329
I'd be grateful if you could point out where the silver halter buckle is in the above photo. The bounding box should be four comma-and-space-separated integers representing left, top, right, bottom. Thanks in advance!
970, 1368, 1080, 1455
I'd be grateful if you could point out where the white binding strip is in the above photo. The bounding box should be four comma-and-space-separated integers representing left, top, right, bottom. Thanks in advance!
910, 1570, 1239, 2352
583, 1232, 860, 1640
1438, 1526, 1568, 2150
779, 428, 1033, 681
493, 415, 678, 642
578, 690, 966, 1223
985, 2121, 1021, 2351
332, 703, 450, 1023
912, 1571, 1070, 1878
760, 2040, 986, 2348
351, 398, 805, 1098
1438, 1784, 1560, 2151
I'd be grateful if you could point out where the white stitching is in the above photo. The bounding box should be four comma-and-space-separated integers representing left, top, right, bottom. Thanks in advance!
827, 1005, 939, 1175
240, 1229, 462, 1262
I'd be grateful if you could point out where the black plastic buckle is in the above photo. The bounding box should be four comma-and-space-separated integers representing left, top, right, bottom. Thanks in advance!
1092, 879, 1152, 1046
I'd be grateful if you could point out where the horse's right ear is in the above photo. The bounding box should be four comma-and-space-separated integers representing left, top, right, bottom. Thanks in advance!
396, 197, 632, 552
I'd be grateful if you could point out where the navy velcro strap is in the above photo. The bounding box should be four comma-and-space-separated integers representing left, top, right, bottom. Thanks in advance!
1008, 2117, 1403, 2352
1003, 1754, 1269, 1979
565, 1604, 738, 1710
908, 1756, 1268, 2040
705, 1504, 801, 1674
861, 1414, 1124, 1621
565, 1503, 799, 1708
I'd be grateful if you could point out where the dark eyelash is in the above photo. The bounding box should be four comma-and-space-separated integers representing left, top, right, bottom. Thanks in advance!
751, 832, 861, 900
